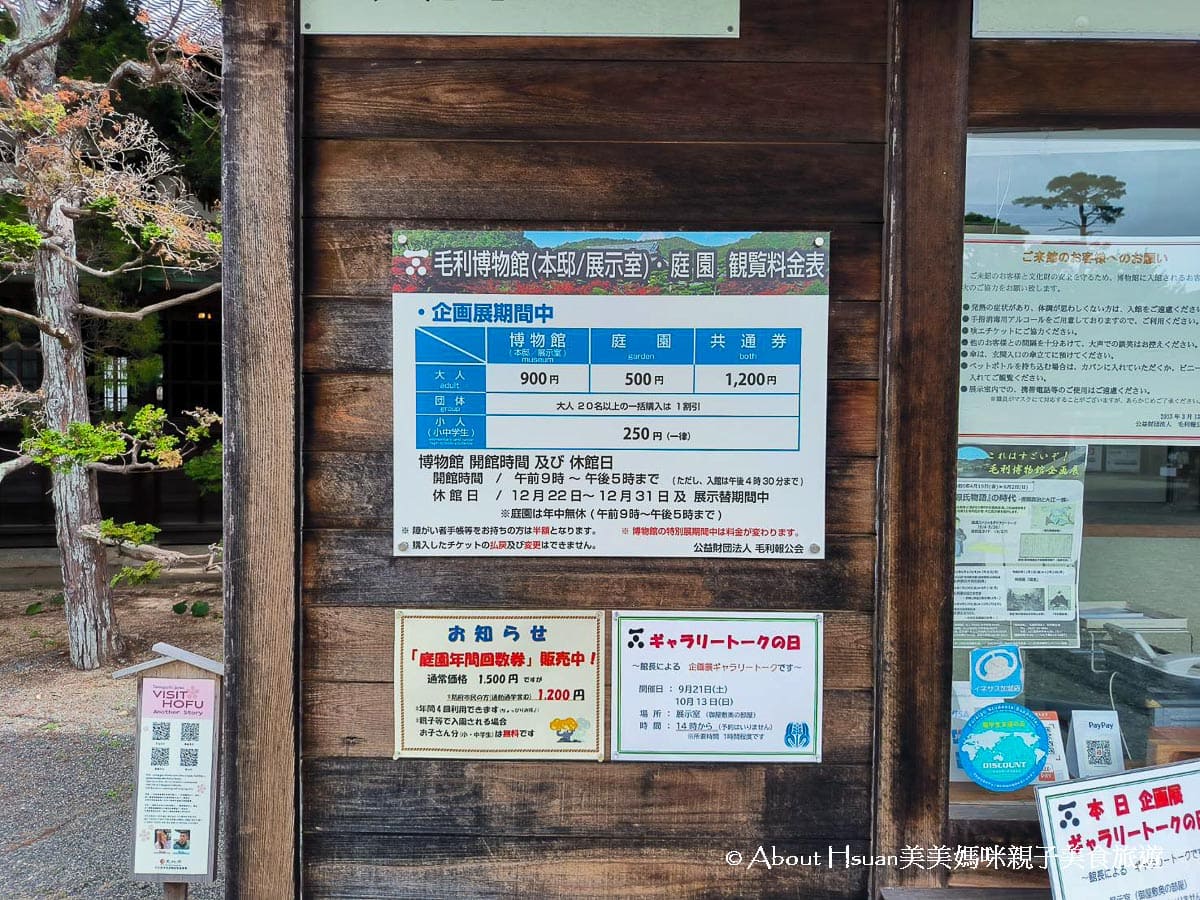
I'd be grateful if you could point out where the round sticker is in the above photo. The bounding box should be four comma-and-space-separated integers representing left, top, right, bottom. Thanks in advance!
957, 702, 1049, 792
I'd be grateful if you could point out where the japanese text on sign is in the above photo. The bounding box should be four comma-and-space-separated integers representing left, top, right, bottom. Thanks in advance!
392, 230, 830, 559
1037, 759, 1200, 900
611, 611, 823, 762
393, 610, 605, 759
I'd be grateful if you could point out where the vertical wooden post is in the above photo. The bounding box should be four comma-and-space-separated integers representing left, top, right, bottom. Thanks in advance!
164, 882, 188, 899
221, 0, 300, 896
874, 0, 972, 892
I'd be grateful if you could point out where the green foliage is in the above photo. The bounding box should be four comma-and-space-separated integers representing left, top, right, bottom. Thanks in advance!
110, 560, 163, 587
190, 600, 211, 618
0, 220, 42, 261
964, 212, 1029, 235
139, 222, 172, 246
129, 405, 168, 439
183, 442, 222, 495
98, 517, 161, 545
172, 601, 188, 615
22, 422, 125, 470
24, 601, 44, 615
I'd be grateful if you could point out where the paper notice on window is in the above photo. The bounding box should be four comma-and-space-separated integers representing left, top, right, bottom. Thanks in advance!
953, 444, 1086, 649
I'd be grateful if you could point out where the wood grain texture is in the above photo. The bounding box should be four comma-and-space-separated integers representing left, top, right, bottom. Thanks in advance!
304, 757, 871, 839
302, 606, 873, 689
304, 374, 879, 457
970, 41, 1200, 128
303, 451, 877, 535
222, 0, 299, 895
304, 0, 887, 64
873, 0, 971, 892
303, 530, 876, 611
303, 834, 870, 899
305, 140, 885, 224
303, 680, 873, 763
306, 59, 885, 143
304, 297, 880, 380
305, 220, 883, 302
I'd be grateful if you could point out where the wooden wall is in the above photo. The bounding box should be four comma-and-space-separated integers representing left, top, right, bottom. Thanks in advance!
300, 2, 889, 895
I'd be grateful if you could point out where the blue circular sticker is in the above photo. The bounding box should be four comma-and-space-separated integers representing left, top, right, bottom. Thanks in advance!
957, 702, 1049, 792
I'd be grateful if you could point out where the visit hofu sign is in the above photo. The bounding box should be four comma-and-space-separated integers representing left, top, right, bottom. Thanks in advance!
131, 677, 220, 882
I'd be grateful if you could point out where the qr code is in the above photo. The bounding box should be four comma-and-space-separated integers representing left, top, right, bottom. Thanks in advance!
180, 722, 200, 742
150, 747, 170, 767
151, 722, 171, 741
1086, 739, 1113, 768
179, 748, 199, 768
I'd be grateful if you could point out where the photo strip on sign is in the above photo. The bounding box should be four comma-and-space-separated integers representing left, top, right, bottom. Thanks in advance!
392, 230, 830, 559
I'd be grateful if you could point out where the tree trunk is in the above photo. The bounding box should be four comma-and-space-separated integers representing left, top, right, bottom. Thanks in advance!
35, 201, 121, 669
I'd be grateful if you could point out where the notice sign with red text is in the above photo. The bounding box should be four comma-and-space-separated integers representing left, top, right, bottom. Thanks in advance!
1036, 759, 1200, 900
393, 609, 605, 759
132, 677, 219, 881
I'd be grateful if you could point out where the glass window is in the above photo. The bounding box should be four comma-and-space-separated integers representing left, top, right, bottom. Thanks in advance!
952, 131, 1200, 805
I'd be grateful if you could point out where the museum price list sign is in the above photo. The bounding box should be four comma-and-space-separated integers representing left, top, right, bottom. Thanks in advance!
393, 610, 605, 759
131, 678, 219, 880
1036, 759, 1200, 900
610, 611, 824, 762
392, 230, 830, 559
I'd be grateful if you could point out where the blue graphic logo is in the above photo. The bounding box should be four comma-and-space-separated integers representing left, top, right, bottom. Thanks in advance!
970, 645, 1023, 698
957, 703, 1048, 793
784, 722, 810, 749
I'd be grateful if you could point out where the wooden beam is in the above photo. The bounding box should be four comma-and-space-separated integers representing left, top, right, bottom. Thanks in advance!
221, 0, 300, 896
874, 0, 972, 893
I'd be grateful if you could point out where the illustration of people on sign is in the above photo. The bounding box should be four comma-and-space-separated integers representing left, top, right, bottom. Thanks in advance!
550, 717, 580, 743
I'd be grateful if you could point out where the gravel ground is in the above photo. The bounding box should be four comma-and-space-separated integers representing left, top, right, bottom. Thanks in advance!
0, 732, 224, 899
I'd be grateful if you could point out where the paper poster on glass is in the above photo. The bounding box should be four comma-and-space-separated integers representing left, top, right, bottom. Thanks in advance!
132, 678, 219, 881
953, 444, 1086, 649
1036, 759, 1200, 900
393, 609, 605, 759
610, 610, 823, 762
960, 237, 1200, 445
392, 230, 830, 559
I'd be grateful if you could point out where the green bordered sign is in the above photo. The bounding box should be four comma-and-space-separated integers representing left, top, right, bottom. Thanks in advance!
301, 0, 740, 37
611, 611, 823, 762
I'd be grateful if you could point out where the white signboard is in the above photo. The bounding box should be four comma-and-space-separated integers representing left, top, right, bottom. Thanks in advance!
960, 237, 1200, 445
975, 0, 1200, 40
393, 609, 605, 759
392, 230, 830, 559
954, 444, 1086, 649
1036, 759, 1200, 900
610, 610, 823, 762
302, 0, 740, 37
132, 677, 219, 881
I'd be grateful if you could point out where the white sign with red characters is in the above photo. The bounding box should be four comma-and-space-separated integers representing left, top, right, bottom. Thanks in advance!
611, 610, 823, 762
132, 677, 219, 881
393, 609, 605, 759
1036, 758, 1200, 900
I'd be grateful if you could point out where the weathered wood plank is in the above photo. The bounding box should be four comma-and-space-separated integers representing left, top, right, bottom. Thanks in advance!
304, 0, 888, 65
302, 680, 873, 762
306, 60, 885, 143
222, 0, 299, 895
302, 606, 873, 689
302, 530, 876, 610
303, 756, 871, 839
305, 220, 883, 302
304, 374, 879, 457
303, 297, 880, 380
303, 451, 876, 535
873, 0, 971, 893
970, 41, 1200, 128
305, 140, 885, 224
303, 834, 870, 899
